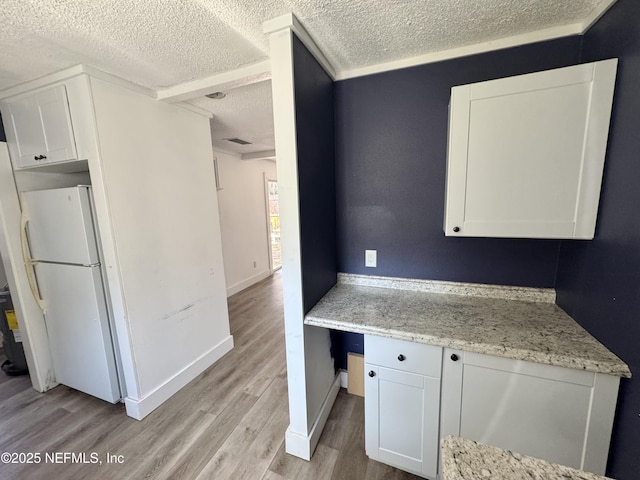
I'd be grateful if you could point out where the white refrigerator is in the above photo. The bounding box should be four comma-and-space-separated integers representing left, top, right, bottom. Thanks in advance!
21, 186, 121, 403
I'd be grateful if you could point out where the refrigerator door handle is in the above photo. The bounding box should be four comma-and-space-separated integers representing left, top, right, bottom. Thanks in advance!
19, 194, 46, 312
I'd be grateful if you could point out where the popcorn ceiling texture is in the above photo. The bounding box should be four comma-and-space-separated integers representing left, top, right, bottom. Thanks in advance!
190, 80, 275, 154
0, 0, 608, 91
0, 0, 609, 155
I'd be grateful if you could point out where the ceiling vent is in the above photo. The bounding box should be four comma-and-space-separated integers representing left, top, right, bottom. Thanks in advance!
225, 137, 252, 145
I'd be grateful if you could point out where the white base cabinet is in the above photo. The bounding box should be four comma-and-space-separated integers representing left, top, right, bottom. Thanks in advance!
364, 335, 442, 479
440, 349, 620, 476
362, 337, 621, 478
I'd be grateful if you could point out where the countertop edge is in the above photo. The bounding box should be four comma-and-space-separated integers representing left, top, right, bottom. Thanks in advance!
440, 436, 614, 480
304, 316, 632, 378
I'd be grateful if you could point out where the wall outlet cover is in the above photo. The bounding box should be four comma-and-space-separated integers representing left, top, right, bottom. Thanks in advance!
365, 249, 377, 268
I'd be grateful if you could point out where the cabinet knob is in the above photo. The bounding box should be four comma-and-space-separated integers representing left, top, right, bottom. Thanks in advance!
453, 226, 460, 233
397, 354, 406, 361
34, 155, 47, 161
368, 370, 376, 377
450, 354, 459, 361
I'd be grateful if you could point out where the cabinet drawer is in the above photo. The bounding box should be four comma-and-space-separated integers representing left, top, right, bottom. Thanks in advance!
365, 335, 442, 378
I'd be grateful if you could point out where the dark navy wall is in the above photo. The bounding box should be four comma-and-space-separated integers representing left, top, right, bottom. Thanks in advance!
335, 37, 583, 288
292, 35, 338, 314
556, 2, 640, 478
333, 37, 582, 367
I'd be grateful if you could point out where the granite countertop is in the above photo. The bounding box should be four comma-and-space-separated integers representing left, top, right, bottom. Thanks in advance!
441, 436, 614, 480
304, 274, 631, 377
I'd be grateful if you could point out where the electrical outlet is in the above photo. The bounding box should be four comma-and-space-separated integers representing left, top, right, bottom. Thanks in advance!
365, 250, 377, 268
253, 261, 257, 268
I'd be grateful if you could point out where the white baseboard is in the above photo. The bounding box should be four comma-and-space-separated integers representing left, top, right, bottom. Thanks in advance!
340, 369, 348, 388
226, 270, 272, 297
124, 335, 234, 420
285, 373, 341, 460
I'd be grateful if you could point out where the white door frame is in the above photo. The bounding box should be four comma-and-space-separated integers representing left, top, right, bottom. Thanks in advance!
263, 173, 280, 274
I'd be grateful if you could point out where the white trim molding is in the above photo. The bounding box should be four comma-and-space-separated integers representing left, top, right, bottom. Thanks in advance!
284, 374, 341, 460
156, 60, 272, 103
335, 0, 618, 82
264, 13, 336, 81
124, 335, 234, 420
226, 270, 272, 297
0, 64, 155, 100
336, 24, 584, 81
242, 150, 276, 161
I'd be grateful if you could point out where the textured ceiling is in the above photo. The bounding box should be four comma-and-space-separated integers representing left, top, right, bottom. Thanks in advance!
0, 0, 614, 155
190, 81, 275, 155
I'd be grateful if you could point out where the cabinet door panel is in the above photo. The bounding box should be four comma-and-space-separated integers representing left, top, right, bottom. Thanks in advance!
365, 364, 440, 479
38, 85, 78, 162
465, 83, 588, 228
8, 96, 46, 167
3, 84, 78, 169
378, 367, 425, 463
445, 59, 617, 239
459, 363, 592, 468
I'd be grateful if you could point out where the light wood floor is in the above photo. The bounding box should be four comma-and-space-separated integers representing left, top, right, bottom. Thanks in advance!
0, 272, 418, 479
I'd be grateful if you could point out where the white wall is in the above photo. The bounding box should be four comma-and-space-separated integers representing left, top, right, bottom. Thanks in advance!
89, 77, 232, 419
0, 247, 6, 287
215, 149, 277, 296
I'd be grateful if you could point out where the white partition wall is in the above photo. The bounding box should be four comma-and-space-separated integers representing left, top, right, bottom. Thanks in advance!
89, 77, 233, 419
265, 14, 340, 460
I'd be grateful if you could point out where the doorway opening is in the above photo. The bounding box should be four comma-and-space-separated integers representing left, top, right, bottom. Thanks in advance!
265, 178, 281, 272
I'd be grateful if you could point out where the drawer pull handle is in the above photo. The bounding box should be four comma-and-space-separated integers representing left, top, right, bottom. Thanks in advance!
450, 354, 459, 361
397, 354, 406, 361
368, 370, 376, 377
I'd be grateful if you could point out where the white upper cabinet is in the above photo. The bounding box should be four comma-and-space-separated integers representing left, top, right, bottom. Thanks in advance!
444, 59, 618, 239
2, 84, 78, 168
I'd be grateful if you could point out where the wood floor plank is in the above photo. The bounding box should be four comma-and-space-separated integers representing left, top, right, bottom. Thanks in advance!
160, 391, 260, 479
261, 470, 288, 480
294, 444, 339, 480
0, 272, 423, 480
329, 397, 370, 480
318, 388, 357, 450
222, 375, 288, 453
267, 442, 305, 479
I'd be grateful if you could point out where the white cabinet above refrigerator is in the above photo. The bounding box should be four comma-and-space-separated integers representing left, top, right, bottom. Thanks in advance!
2, 85, 78, 169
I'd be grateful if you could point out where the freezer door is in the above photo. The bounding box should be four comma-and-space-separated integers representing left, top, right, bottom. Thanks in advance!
24, 186, 99, 265
36, 262, 120, 403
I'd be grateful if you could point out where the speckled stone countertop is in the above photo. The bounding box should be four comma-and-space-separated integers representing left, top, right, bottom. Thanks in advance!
441, 436, 614, 480
304, 274, 631, 377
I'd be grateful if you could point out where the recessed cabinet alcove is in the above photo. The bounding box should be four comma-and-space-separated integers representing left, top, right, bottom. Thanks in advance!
444, 59, 618, 239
